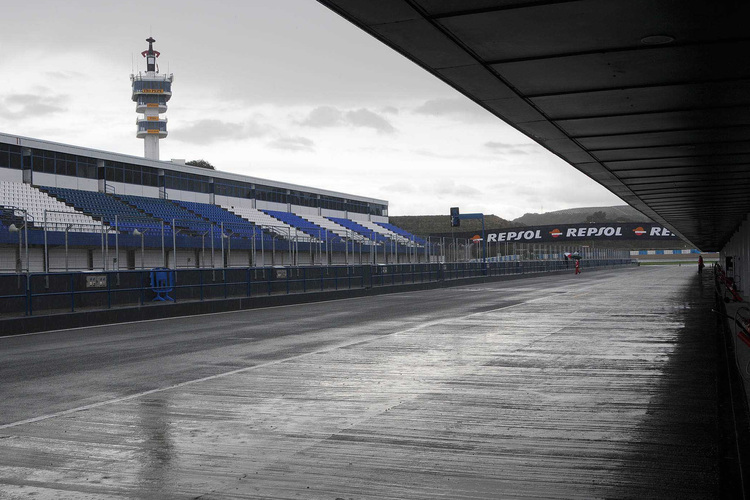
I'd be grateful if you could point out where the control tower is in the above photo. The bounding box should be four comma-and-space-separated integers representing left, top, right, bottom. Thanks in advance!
130, 37, 173, 160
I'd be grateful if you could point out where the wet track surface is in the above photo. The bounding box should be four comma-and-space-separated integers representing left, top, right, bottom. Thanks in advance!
0, 266, 719, 498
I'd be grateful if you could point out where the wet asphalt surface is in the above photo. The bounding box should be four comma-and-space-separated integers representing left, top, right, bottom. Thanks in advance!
0, 266, 719, 498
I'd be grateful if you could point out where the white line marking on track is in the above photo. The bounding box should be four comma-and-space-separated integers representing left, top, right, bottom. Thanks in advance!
0, 295, 549, 430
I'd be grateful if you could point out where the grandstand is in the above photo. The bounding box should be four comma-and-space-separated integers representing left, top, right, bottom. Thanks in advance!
0, 133, 429, 272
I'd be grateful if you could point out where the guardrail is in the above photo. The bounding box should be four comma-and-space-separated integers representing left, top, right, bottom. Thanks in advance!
0, 259, 635, 318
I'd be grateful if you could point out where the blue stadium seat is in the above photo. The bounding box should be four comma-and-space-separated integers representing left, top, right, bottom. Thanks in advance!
327, 217, 388, 243
115, 195, 211, 235
43, 187, 167, 234
174, 200, 269, 240
375, 221, 425, 244
263, 210, 341, 242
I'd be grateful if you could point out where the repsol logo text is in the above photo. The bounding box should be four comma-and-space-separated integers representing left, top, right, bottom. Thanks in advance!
487, 230, 542, 242
565, 226, 623, 238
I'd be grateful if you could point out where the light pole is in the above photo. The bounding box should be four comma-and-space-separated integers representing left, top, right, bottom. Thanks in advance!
133, 229, 146, 269
8, 223, 22, 273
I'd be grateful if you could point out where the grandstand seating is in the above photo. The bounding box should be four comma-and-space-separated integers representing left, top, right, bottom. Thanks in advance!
327, 217, 389, 243
356, 219, 409, 243
115, 195, 210, 234
376, 221, 426, 245
1, 183, 421, 249
2, 182, 103, 232
43, 186, 165, 235
262, 209, 340, 242
293, 212, 372, 242
221, 205, 309, 240
174, 200, 268, 240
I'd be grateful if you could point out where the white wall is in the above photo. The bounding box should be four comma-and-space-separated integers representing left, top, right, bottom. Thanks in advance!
255, 200, 288, 212
0, 167, 22, 183
48, 248, 89, 271
215, 195, 254, 209
228, 249, 251, 267
172, 248, 198, 269
321, 208, 346, 218
169, 190, 211, 204
77, 178, 99, 191
33, 172, 57, 188
293, 206, 318, 216
0, 246, 19, 272
89, 249, 130, 272
348, 212, 368, 222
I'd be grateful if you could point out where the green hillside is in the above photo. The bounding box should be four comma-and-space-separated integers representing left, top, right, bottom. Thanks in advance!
512, 205, 650, 226
388, 214, 514, 236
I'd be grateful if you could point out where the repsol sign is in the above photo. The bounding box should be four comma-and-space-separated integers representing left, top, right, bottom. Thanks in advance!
434, 223, 679, 242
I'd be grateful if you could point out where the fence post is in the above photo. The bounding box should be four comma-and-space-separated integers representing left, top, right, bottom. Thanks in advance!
26, 274, 32, 316
70, 273, 75, 312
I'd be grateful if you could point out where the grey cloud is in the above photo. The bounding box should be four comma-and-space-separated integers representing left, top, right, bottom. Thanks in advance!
1, 93, 67, 118
45, 70, 85, 80
300, 106, 395, 134
344, 108, 395, 134
484, 141, 531, 155
434, 180, 482, 197
173, 119, 270, 145
268, 136, 314, 152
414, 98, 495, 122
299, 106, 343, 127
414, 149, 486, 161
381, 106, 399, 115
379, 182, 415, 194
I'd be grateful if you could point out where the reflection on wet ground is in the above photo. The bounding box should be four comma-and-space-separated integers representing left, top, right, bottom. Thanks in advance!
0, 266, 719, 498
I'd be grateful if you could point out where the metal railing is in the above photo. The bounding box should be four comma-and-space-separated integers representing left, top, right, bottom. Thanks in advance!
0, 259, 636, 318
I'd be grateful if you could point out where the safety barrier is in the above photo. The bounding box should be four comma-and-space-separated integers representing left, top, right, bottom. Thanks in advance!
0, 259, 635, 318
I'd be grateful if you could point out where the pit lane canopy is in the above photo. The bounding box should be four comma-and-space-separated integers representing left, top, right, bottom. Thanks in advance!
317, 0, 750, 251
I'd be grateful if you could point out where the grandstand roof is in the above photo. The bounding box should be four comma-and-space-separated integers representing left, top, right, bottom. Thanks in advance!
0, 132, 387, 206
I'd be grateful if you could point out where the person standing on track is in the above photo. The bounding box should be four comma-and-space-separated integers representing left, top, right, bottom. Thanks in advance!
575, 258, 581, 275
698, 254, 704, 274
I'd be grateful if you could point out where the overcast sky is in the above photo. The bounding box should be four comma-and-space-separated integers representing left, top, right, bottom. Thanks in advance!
0, 0, 624, 219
